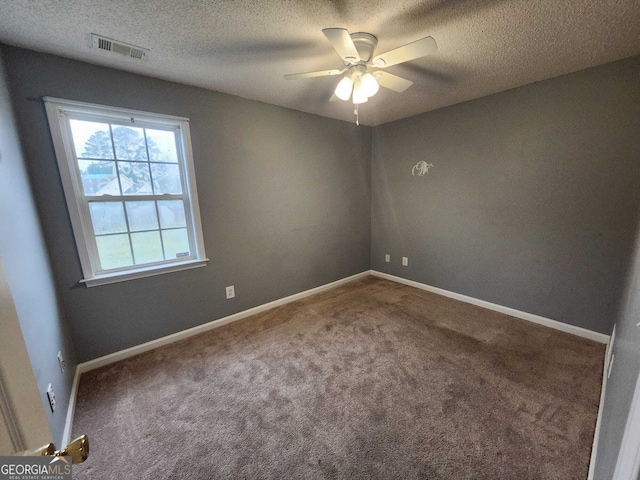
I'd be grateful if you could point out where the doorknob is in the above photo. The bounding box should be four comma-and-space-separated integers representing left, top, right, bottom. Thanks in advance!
57, 435, 90, 464
27, 435, 89, 464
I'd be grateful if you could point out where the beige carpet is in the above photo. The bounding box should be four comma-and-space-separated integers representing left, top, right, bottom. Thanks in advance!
72, 276, 604, 479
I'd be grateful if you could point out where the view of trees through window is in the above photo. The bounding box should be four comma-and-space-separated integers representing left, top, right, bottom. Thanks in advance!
72, 120, 182, 196
69, 119, 191, 270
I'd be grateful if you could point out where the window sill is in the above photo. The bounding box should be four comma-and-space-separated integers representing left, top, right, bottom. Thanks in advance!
80, 259, 209, 287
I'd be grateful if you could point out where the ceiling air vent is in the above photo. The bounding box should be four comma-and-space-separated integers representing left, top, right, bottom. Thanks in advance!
91, 34, 149, 62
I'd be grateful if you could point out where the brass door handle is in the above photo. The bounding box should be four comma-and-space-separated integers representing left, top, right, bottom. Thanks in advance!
27, 435, 89, 464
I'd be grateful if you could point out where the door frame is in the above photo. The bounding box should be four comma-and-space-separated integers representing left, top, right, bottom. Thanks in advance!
0, 258, 52, 453
614, 372, 640, 479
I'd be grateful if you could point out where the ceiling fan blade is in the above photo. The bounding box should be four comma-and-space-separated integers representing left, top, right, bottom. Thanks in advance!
329, 93, 339, 102
373, 71, 414, 92
372, 36, 437, 68
284, 68, 345, 80
322, 28, 361, 63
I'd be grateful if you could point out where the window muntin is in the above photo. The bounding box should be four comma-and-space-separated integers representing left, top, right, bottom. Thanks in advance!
45, 98, 207, 286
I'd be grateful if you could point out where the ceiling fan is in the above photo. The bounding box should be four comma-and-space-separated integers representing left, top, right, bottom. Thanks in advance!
285, 28, 438, 111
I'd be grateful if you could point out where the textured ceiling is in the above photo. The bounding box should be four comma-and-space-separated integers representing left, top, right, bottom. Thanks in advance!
0, 0, 639, 126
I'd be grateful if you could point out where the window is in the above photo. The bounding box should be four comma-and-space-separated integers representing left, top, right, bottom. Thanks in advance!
45, 98, 207, 287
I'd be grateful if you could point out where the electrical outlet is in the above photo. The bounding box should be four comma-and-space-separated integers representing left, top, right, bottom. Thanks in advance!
225, 285, 235, 299
57, 351, 65, 374
46, 384, 56, 412
402, 257, 409, 266
385, 254, 390, 263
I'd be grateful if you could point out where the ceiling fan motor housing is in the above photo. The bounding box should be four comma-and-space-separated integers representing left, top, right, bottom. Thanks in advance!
349, 32, 378, 63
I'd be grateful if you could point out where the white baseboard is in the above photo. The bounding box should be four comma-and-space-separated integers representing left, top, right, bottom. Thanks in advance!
588, 324, 616, 480
76, 271, 370, 375
61, 366, 81, 447
371, 271, 610, 344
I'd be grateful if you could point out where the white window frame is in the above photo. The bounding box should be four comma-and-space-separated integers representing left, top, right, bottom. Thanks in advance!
44, 97, 208, 287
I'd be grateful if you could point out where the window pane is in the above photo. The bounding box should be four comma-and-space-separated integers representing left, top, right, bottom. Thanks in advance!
131, 231, 164, 264
78, 160, 120, 195
146, 129, 178, 163
158, 200, 186, 228
126, 201, 159, 232
89, 202, 127, 235
162, 228, 190, 259
118, 162, 153, 195
96, 234, 133, 270
151, 164, 182, 194
112, 126, 148, 161
70, 120, 113, 160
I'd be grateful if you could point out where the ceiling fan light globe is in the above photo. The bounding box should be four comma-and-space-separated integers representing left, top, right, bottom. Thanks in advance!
361, 73, 379, 97
352, 86, 368, 104
335, 76, 354, 101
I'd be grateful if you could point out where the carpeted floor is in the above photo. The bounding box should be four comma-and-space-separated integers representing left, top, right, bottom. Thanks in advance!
72, 276, 605, 479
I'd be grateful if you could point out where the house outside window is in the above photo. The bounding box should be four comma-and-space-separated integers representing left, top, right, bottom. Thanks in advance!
45, 97, 207, 287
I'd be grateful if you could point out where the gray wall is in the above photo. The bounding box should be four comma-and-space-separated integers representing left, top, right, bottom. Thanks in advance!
4, 40, 640, 471
594, 216, 640, 479
0, 47, 76, 445
371, 55, 640, 334
2, 45, 371, 363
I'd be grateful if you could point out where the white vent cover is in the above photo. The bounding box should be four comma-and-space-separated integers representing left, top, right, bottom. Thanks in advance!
91, 34, 148, 61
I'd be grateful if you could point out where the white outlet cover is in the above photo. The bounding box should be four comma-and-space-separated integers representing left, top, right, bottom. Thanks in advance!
402, 257, 409, 266
385, 254, 390, 262
57, 351, 65, 374
46, 383, 56, 412
226, 286, 235, 299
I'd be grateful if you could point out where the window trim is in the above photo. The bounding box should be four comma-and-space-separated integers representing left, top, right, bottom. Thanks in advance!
44, 97, 208, 287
